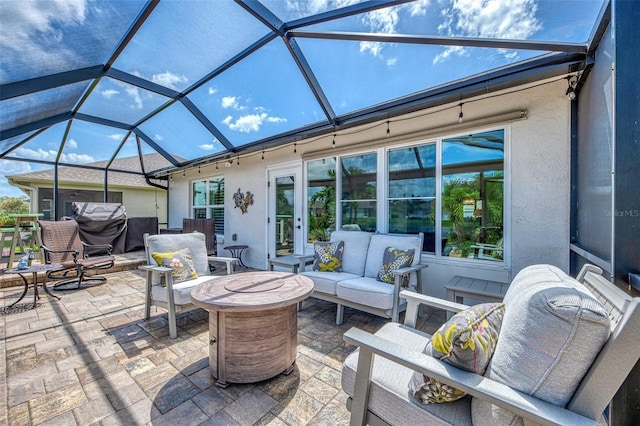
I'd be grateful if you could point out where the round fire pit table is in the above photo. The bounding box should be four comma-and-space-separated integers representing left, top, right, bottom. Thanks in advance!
190, 271, 313, 388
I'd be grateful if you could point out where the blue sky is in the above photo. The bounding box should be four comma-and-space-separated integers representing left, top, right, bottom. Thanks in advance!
0, 0, 605, 199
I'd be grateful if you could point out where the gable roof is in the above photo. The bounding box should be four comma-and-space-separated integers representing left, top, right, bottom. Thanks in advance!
8, 153, 172, 188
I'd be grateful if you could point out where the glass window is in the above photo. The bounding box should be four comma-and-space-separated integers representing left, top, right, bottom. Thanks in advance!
388, 144, 437, 252
307, 158, 336, 242
441, 130, 504, 260
192, 178, 225, 234
305, 128, 505, 263
341, 153, 377, 232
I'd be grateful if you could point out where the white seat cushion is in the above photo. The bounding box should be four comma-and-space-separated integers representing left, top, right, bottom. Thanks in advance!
299, 271, 360, 295
342, 322, 472, 426
336, 277, 395, 310
151, 275, 219, 305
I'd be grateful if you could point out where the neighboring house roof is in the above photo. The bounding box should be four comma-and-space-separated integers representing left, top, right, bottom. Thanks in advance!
8, 153, 172, 189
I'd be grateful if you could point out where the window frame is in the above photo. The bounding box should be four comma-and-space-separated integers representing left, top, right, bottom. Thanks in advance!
303, 124, 510, 267
190, 176, 225, 236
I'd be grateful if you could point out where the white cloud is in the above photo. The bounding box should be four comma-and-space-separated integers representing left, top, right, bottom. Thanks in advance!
151, 71, 188, 90
199, 144, 215, 150
222, 96, 245, 110
0, 1, 88, 80
125, 86, 143, 109
434, 0, 541, 64
224, 112, 287, 133
66, 138, 78, 149
101, 89, 119, 99
14, 146, 94, 163
0, 160, 32, 197
208, 87, 217, 95
154, 134, 163, 141
108, 133, 125, 141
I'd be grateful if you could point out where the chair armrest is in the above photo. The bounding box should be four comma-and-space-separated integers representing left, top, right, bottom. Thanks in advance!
296, 254, 315, 272
40, 244, 79, 262
400, 289, 469, 328
138, 264, 173, 274
392, 263, 428, 277
81, 241, 113, 256
207, 256, 237, 275
343, 327, 597, 426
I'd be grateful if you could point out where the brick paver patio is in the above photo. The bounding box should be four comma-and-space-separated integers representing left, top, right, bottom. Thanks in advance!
0, 261, 444, 425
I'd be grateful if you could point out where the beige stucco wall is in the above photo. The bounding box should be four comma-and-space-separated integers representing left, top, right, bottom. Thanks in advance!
170, 78, 572, 297
120, 187, 167, 224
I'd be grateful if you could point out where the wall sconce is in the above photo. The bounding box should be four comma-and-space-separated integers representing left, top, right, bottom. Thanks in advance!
566, 75, 578, 101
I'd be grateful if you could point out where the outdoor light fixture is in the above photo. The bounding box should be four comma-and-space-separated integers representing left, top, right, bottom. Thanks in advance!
386, 121, 391, 138
332, 134, 336, 149
458, 103, 464, 123
225, 159, 233, 168
294, 142, 297, 154
566, 75, 578, 101
236, 155, 240, 167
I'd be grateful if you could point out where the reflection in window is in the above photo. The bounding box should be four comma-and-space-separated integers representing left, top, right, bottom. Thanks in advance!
388, 144, 436, 252
192, 178, 225, 234
307, 158, 336, 242
441, 130, 504, 260
341, 153, 377, 232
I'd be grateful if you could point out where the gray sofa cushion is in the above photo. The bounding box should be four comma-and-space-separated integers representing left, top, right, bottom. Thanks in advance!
299, 270, 360, 295
330, 231, 372, 276
146, 232, 211, 277
472, 264, 611, 425
364, 234, 422, 287
342, 322, 472, 426
151, 275, 218, 305
336, 277, 396, 310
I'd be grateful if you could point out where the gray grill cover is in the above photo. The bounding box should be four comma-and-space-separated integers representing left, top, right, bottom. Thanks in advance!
71, 202, 127, 254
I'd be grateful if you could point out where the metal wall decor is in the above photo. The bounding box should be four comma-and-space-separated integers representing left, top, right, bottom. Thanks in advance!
233, 188, 254, 214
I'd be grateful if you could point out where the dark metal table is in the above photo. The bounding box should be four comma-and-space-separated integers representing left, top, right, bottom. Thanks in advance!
224, 244, 248, 269
5, 263, 63, 307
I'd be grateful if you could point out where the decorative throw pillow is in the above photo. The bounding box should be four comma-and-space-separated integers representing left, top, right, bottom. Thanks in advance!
312, 241, 344, 272
151, 248, 198, 285
376, 247, 415, 284
410, 303, 505, 404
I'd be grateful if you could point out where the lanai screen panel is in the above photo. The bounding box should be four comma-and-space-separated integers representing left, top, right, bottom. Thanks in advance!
0, 0, 146, 84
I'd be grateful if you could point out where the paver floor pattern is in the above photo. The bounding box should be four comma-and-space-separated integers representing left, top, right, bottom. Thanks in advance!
0, 261, 444, 426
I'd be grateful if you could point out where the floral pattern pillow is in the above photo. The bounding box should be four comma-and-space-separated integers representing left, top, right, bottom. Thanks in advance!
312, 241, 344, 272
376, 247, 415, 284
151, 248, 198, 285
410, 302, 505, 404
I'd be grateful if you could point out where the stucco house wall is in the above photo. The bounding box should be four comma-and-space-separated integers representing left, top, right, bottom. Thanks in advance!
170, 80, 570, 298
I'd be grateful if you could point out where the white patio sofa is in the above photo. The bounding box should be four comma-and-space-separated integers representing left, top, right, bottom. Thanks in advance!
342, 264, 640, 425
298, 231, 427, 324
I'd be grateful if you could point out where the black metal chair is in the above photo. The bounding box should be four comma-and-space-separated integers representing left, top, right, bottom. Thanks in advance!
39, 219, 115, 290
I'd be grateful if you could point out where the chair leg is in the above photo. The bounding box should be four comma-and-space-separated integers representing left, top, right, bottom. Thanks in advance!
336, 304, 344, 325
167, 303, 178, 339
144, 273, 152, 320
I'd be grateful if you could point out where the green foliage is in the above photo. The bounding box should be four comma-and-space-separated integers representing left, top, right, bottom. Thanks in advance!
308, 183, 336, 242
0, 197, 29, 226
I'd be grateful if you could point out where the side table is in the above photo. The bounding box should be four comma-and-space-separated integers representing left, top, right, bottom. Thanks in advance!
5, 263, 63, 308
268, 254, 313, 273
223, 245, 248, 269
